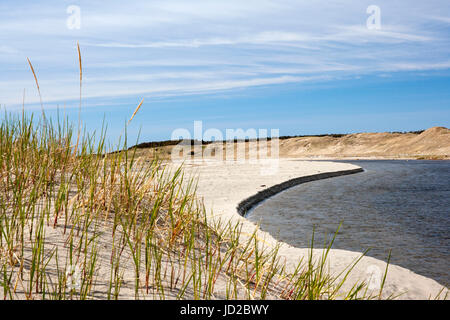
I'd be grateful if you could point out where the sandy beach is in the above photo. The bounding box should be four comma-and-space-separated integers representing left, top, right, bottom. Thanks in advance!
176, 158, 448, 299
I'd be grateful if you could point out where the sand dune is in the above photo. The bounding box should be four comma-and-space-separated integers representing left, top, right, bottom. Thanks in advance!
275, 126, 449, 159
133, 126, 449, 161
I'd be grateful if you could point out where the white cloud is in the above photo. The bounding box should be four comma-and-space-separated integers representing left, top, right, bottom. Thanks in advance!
426, 15, 450, 24
384, 61, 450, 72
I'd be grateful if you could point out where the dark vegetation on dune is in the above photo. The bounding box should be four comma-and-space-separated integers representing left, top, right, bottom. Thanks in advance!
128, 130, 426, 150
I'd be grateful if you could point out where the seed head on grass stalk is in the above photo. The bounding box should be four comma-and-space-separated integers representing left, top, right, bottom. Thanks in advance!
75, 41, 83, 155
128, 98, 144, 126
26, 58, 46, 124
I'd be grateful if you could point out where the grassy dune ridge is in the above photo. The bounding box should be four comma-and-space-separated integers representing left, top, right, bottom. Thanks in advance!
127, 127, 450, 161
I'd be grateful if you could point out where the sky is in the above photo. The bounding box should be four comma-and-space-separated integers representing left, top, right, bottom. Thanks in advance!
0, 0, 449, 145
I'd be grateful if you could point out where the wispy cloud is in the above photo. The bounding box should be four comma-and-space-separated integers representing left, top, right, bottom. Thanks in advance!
85, 26, 436, 50
384, 61, 450, 72
426, 15, 450, 24
86, 32, 317, 49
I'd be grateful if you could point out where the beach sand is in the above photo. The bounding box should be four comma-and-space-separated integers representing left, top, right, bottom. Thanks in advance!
176, 158, 448, 299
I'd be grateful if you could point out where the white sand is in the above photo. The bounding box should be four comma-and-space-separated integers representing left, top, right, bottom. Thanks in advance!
176, 158, 448, 299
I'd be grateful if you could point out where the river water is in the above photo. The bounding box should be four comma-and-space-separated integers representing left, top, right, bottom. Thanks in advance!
247, 160, 450, 286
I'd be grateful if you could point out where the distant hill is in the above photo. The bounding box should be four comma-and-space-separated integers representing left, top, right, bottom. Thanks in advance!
129, 127, 450, 160
275, 126, 450, 159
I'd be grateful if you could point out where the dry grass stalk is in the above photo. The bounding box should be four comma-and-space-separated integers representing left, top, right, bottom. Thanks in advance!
75, 41, 83, 154
26, 58, 45, 120
128, 98, 145, 125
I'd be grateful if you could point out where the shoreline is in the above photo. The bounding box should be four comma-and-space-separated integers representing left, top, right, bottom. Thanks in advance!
178, 158, 448, 299
278, 156, 450, 161
237, 168, 364, 217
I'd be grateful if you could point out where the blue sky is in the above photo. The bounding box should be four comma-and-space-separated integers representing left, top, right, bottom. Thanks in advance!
1, 0, 449, 145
